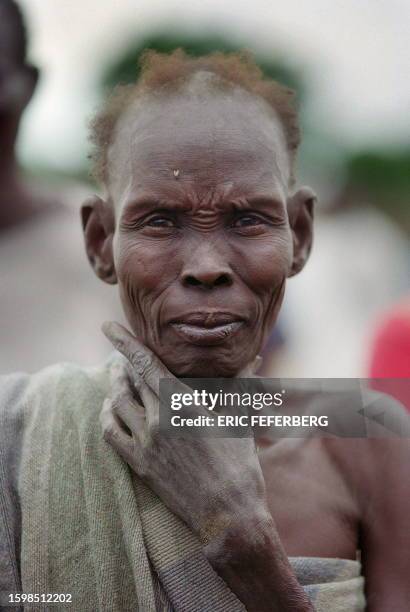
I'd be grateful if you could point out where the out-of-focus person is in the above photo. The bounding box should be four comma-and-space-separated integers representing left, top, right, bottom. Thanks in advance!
369, 297, 410, 378
0, 0, 120, 373
0, 0, 52, 228
367, 297, 410, 411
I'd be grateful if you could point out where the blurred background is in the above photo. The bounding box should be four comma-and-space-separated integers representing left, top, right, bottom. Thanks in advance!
1, 0, 409, 378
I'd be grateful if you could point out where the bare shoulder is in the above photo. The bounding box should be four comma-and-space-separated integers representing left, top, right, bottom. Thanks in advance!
321, 390, 410, 505
323, 392, 410, 611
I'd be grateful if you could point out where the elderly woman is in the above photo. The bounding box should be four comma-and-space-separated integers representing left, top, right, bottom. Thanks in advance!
0, 50, 409, 612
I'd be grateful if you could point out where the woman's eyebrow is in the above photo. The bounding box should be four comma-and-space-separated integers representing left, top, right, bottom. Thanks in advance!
122, 197, 185, 215
121, 194, 286, 216
230, 195, 286, 211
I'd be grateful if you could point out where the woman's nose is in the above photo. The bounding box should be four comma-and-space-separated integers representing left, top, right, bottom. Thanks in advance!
182, 270, 233, 289
181, 252, 233, 289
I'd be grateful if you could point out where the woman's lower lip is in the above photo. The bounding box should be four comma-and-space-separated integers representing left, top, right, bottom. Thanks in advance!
171, 321, 244, 346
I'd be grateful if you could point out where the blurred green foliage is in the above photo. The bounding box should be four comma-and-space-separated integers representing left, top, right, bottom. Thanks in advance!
341, 149, 410, 233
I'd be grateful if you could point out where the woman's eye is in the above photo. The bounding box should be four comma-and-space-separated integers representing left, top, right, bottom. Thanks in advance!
146, 215, 176, 228
233, 214, 265, 228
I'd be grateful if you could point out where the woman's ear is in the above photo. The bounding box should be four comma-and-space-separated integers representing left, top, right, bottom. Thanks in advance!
81, 195, 117, 284
287, 186, 316, 277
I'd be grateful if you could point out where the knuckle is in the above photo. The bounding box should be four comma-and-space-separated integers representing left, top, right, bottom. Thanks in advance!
130, 348, 144, 368
133, 352, 155, 376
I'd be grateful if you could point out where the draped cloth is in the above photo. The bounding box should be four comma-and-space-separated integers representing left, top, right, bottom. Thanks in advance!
15, 357, 365, 611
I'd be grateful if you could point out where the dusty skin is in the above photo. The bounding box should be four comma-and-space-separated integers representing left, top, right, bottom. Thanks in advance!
82, 75, 410, 611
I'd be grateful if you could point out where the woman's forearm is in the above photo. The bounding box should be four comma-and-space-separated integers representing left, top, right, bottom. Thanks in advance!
203, 511, 313, 612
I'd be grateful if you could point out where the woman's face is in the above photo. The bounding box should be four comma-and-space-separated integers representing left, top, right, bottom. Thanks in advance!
102, 85, 308, 377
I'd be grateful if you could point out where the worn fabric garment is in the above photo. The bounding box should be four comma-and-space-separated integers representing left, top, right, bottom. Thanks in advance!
0, 372, 27, 611
7, 357, 245, 612
292, 557, 365, 612
0, 358, 366, 611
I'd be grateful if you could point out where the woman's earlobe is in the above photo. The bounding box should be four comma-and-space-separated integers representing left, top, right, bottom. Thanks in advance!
81, 195, 117, 285
287, 186, 316, 278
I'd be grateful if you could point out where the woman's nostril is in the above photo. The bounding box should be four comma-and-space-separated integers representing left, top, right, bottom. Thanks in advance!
183, 273, 232, 288
215, 274, 230, 286
185, 275, 202, 287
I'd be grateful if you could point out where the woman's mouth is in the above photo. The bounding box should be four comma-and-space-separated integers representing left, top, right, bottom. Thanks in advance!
168, 312, 245, 346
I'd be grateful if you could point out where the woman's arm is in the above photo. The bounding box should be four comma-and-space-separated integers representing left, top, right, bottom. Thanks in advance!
203, 512, 312, 611
101, 322, 313, 611
359, 435, 410, 611
325, 401, 410, 612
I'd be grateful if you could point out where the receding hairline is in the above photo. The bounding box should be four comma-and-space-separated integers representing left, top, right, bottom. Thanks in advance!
88, 49, 301, 186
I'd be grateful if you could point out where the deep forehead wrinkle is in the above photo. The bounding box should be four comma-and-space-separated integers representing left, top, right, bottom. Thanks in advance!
121, 191, 287, 221
120, 182, 233, 218
118, 160, 288, 219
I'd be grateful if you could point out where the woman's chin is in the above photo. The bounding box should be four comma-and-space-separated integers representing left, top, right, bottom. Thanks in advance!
143, 331, 261, 377
162, 350, 249, 379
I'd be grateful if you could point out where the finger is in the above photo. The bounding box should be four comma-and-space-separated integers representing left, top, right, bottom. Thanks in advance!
111, 359, 174, 431
103, 321, 192, 399
109, 360, 131, 396
109, 361, 145, 416
102, 321, 172, 394
112, 396, 146, 437
100, 398, 134, 452
129, 369, 159, 428
100, 399, 145, 470
108, 363, 147, 436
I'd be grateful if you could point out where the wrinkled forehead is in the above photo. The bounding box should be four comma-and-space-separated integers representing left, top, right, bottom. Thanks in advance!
107, 78, 291, 206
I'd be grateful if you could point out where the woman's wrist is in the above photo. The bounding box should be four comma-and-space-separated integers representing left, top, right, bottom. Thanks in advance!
202, 510, 313, 612
201, 507, 274, 563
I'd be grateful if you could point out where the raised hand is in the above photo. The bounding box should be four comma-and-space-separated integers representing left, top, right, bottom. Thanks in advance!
100, 321, 269, 544
100, 321, 313, 611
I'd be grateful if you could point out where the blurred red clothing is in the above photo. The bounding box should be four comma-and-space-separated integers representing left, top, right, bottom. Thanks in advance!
370, 306, 410, 377
369, 301, 410, 411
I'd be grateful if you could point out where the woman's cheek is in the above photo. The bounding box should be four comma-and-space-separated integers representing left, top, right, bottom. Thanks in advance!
235, 233, 293, 290
114, 237, 181, 342
115, 236, 173, 290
